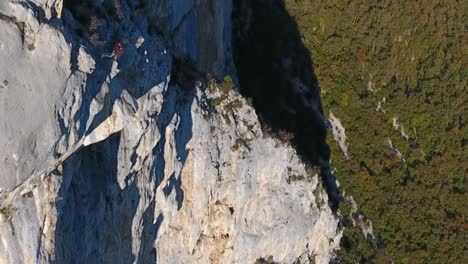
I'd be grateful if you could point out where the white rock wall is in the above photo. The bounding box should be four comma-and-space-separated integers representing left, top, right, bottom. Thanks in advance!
0, 1, 341, 263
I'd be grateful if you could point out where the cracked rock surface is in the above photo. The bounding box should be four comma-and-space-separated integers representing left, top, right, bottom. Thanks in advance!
0, 1, 341, 263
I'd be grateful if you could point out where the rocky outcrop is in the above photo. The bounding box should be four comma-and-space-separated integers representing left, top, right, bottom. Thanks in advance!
0, 1, 341, 263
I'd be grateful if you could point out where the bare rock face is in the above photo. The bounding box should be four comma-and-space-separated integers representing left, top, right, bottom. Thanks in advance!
143, 0, 233, 78
0, 1, 341, 263
0, 0, 71, 191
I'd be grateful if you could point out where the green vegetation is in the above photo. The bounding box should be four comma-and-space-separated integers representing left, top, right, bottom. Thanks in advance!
255, 256, 277, 264
208, 76, 234, 107
231, 138, 250, 153
246, 97, 254, 106
1, 15, 25, 33
27, 43, 35, 51
286, 174, 305, 184
260, 123, 294, 145
231, 141, 241, 151
224, 98, 243, 112
208, 75, 244, 126
284, 0, 467, 262
0, 206, 12, 219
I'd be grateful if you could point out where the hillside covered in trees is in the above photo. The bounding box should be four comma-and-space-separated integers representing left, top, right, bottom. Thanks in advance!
283, 0, 466, 262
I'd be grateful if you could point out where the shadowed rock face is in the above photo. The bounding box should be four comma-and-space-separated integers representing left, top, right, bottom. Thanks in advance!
232, 0, 329, 166
232, 0, 339, 209
140, 0, 234, 79
0, 1, 341, 263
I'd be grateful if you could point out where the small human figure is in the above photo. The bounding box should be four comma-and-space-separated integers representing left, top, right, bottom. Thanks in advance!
114, 42, 123, 59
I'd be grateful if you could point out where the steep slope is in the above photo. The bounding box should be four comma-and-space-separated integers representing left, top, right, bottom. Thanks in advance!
0, 1, 341, 263
283, 0, 467, 263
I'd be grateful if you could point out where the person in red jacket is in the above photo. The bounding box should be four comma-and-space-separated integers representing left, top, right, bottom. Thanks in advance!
101, 41, 124, 60
114, 42, 123, 59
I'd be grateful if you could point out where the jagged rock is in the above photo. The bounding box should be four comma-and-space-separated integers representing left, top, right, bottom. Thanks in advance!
0, 1, 341, 263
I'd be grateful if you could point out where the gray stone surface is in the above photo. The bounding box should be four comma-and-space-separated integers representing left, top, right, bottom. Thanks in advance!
0, 1, 341, 263
0, 2, 70, 190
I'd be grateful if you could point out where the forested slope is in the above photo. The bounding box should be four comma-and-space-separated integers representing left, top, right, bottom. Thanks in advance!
284, 0, 467, 262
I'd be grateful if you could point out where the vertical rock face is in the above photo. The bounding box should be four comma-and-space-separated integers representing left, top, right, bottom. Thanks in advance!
144, 0, 233, 78
0, 1, 341, 264
0, 0, 71, 190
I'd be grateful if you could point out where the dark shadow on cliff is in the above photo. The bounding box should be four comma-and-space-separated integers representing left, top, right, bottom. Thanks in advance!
232, 0, 339, 209
152, 85, 195, 210
61, 0, 172, 138
137, 203, 163, 262
51, 1, 196, 262
54, 132, 140, 263
52, 85, 193, 264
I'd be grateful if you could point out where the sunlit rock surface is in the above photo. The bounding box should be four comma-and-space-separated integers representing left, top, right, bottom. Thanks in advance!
0, 1, 341, 263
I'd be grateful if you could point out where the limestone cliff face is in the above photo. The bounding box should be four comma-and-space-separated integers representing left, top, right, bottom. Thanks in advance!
0, 1, 341, 263
143, 0, 233, 78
